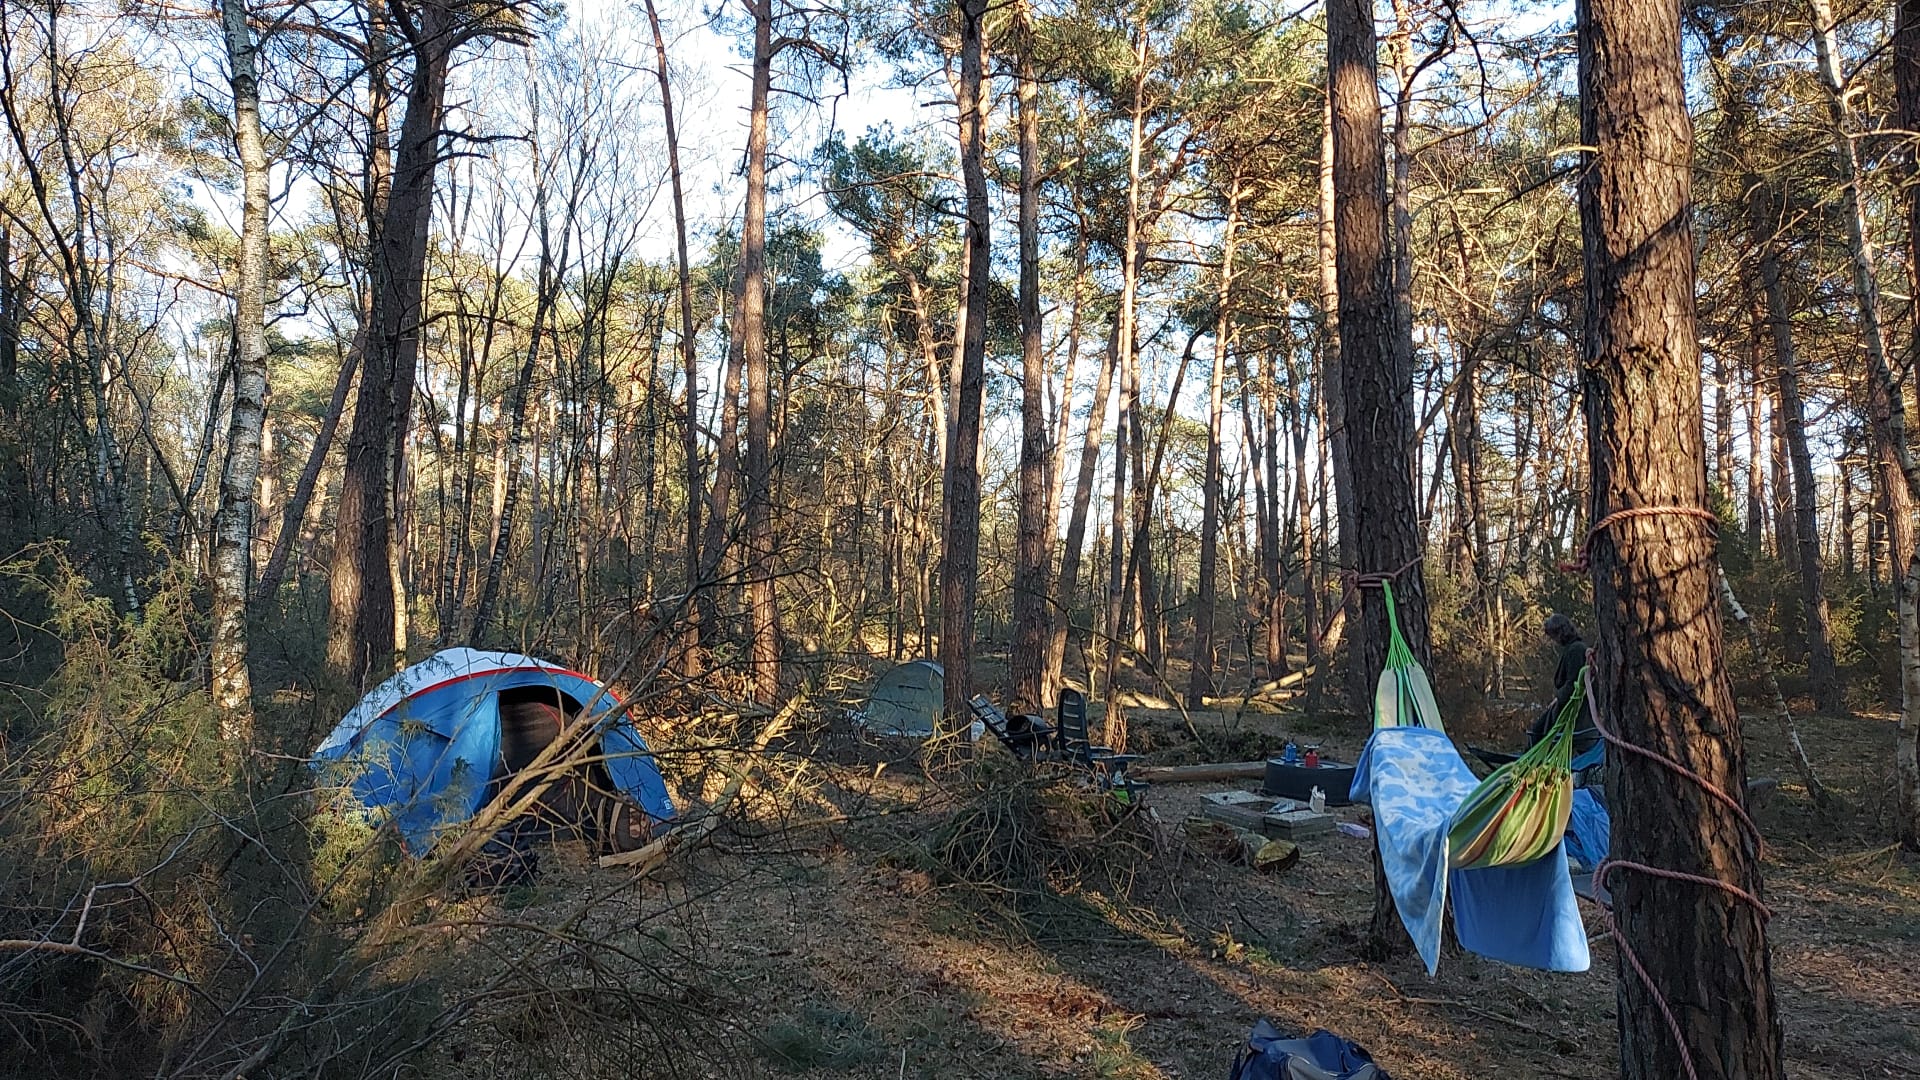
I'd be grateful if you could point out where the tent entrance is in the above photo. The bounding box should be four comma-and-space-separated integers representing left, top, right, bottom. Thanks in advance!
494, 687, 654, 855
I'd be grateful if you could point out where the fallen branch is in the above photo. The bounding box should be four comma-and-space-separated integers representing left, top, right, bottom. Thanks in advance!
1133, 761, 1267, 784
599, 696, 803, 870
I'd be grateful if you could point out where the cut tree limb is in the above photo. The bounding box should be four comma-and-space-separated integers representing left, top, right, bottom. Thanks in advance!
1133, 761, 1267, 783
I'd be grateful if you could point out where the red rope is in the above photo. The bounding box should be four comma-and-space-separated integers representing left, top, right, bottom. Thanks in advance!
1558, 505, 1720, 573
1322, 553, 1424, 642
1581, 652, 1771, 1080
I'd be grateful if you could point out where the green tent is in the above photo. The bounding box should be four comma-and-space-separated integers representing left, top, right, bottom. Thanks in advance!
859, 660, 944, 737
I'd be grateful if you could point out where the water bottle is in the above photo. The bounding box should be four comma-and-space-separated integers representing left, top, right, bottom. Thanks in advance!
968, 717, 985, 742
1283, 739, 1298, 764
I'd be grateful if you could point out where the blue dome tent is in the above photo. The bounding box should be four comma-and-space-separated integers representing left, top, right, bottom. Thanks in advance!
313, 648, 676, 853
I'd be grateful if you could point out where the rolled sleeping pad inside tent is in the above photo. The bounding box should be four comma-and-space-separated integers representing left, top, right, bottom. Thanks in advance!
312, 648, 676, 853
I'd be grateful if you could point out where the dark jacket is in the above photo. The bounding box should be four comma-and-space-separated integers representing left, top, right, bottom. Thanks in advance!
1528, 635, 1598, 755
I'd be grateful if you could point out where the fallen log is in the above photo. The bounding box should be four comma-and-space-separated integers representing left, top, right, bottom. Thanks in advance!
1133, 760, 1267, 784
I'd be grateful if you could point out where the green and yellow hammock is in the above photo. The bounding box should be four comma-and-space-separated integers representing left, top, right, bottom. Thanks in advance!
1372, 581, 1444, 734
1447, 667, 1585, 870
1371, 582, 1581, 871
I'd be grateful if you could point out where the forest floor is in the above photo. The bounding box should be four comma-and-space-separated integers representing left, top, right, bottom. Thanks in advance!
427, 676, 1920, 1079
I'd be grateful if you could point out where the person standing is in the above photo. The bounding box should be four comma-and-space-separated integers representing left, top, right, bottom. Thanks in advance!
1528, 613, 1598, 755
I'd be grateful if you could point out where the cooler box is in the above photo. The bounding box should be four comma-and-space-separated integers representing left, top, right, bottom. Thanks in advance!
1263, 757, 1355, 807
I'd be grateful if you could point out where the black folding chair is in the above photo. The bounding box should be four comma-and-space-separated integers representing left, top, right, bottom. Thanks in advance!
968, 695, 1057, 761
1056, 688, 1146, 796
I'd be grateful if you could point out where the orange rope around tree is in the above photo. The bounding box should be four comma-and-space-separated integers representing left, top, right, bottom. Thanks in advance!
1558, 505, 1721, 574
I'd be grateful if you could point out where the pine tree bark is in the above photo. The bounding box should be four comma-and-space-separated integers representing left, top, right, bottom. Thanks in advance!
1317, 91, 1360, 708
939, 0, 991, 728
743, 0, 780, 704
1011, 4, 1049, 710
1190, 179, 1240, 706
327, 1, 454, 689
1577, 0, 1785, 1073
1329, 0, 1430, 956
1898, 0, 1920, 389
1757, 249, 1839, 709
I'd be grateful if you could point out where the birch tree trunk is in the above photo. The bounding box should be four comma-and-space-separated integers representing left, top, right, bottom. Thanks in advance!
210, 0, 270, 736
1809, 0, 1920, 846
1578, 0, 1785, 1072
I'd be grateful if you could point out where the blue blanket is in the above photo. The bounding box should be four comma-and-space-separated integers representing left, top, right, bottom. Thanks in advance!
1563, 787, 1611, 871
1350, 726, 1590, 975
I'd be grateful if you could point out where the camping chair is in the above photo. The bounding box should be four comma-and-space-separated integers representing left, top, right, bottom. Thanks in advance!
1056, 688, 1146, 796
968, 695, 1057, 761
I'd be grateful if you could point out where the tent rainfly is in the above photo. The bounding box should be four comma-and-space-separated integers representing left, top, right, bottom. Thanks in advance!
859, 660, 944, 737
312, 648, 676, 852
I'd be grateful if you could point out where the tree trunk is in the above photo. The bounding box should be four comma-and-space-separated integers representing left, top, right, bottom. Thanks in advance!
1011, 6, 1048, 710
1713, 349, 1734, 502
259, 338, 357, 603
1317, 90, 1360, 709
1757, 249, 1839, 709
698, 296, 745, 640
327, 1, 452, 690
1046, 314, 1119, 697
1744, 343, 1765, 549
1577, 0, 1785, 1074
1718, 569, 1833, 808
0, 228, 21, 532
210, 0, 271, 736
1102, 335, 1134, 707
472, 74, 576, 645
1189, 178, 1241, 707
1766, 356, 1795, 571
1810, 0, 1920, 846
1330, 0, 1430, 957
743, 0, 780, 704
1041, 234, 1088, 705
643, 0, 704, 678
1898, 0, 1920, 404
938, 0, 991, 728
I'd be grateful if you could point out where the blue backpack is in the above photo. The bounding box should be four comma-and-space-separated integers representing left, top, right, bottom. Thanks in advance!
1229, 1021, 1390, 1080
